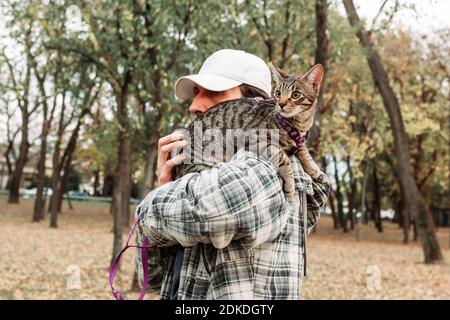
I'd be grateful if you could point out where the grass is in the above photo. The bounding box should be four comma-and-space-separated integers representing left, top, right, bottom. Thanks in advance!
0, 194, 448, 300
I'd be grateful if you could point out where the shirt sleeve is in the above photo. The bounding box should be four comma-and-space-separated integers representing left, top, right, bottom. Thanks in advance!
305, 172, 331, 234
135, 150, 291, 250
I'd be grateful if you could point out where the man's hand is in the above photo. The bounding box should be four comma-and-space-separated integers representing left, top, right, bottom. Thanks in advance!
156, 132, 187, 186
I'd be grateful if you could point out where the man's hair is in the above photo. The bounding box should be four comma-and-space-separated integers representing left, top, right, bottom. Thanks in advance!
239, 84, 270, 99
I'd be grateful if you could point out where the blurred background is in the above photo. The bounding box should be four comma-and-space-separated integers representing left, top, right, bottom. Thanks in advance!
0, 0, 448, 300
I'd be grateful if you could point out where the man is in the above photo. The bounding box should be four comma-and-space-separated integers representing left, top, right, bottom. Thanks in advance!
135, 49, 330, 299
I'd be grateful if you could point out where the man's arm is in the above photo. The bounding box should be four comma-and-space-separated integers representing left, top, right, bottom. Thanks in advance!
136, 149, 291, 250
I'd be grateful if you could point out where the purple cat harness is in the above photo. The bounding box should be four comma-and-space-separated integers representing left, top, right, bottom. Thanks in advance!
253, 97, 309, 155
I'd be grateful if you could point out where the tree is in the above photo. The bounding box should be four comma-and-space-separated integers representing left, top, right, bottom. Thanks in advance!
29, 3, 64, 222
52, 0, 205, 262
342, 0, 443, 263
31, 57, 53, 222
0, 92, 20, 191
47, 70, 98, 228
0, 4, 39, 203
308, 0, 329, 157
51, 1, 138, 255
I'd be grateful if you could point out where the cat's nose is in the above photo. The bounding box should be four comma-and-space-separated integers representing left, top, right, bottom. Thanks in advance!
278, 97, 288, 108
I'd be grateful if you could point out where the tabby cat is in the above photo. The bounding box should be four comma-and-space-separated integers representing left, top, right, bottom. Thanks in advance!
173, 63, 324, 198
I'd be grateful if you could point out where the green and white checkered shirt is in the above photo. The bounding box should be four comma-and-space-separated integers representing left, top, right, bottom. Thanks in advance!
135, 149, 330, 299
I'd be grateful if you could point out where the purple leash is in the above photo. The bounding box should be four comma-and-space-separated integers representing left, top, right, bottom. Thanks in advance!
109, 216, 155, 300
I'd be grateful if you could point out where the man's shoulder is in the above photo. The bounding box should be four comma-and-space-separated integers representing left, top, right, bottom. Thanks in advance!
226, 150, 314, 195
225, 149, 276, 172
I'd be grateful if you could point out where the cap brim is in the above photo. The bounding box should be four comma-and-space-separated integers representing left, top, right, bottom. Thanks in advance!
174, 74, 242, 99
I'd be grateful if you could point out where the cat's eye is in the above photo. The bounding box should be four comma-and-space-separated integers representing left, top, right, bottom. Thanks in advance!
291, 91, 301, 99
274, 90, 281, 98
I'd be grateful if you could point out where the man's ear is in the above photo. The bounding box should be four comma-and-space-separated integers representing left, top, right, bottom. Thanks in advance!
303, 64, 324, 93
268, 62, 287, 85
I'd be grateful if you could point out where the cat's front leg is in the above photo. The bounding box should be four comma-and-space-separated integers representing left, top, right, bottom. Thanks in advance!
295, 146, 322, 179
267, 145, 295, 198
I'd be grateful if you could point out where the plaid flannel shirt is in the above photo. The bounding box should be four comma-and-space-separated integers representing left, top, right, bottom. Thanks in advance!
135, 149, 330, 299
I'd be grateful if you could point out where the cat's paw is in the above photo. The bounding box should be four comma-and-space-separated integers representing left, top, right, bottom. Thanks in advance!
306, 167, 322, 180
283, 179, 295, 199
296, 148, 321, 179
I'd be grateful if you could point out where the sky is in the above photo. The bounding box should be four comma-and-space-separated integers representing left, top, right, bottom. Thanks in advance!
336, 0, 450, 35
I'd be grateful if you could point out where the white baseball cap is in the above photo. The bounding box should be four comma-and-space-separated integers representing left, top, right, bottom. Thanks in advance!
174, 49, 272, 99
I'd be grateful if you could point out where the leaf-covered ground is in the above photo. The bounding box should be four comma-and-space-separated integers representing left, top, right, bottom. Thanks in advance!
303, 219, 450, 299
0, 195, 448, 300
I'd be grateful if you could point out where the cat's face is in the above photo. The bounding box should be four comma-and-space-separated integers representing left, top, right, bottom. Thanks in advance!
268, 63, 324, 118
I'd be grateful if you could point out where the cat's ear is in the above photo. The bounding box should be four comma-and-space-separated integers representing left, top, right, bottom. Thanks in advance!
304, 64, 324, 93
268, 62, 287, 84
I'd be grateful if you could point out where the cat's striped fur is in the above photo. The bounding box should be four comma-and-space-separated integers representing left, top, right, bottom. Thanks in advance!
173, 63, 324, 198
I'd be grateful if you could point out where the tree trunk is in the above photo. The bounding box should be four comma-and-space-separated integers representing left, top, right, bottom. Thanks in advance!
123, 172, 132, 229
8, 110, 29, 204
138, 143, 158, 200
93, 169, 100, 196
413, 218, 418, 241
329, 192, 339, 229
33, 116, 50, 222
102, 173, 114, 197
49, 94, 66, 228
6, 30, 32, 204
49, 100, 88, 224
57, 155, 72, 213
57, 114, 86, 213
308, 0, 329, 157
392, 196, 400, 224
343, 0, 443, 263
396, 197, 410, 244
372, 162, 383, 232
31, 47, 59, 221
333, 155, 348, 232
49, 184, 62, 227
137, 52, 162, 201
111, 88, 132, 265
3, 127, 19, 191
346, 156, 356, 230
0, 162, 4, 190
348, 183, 356, 230
357, 164, 369, 242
